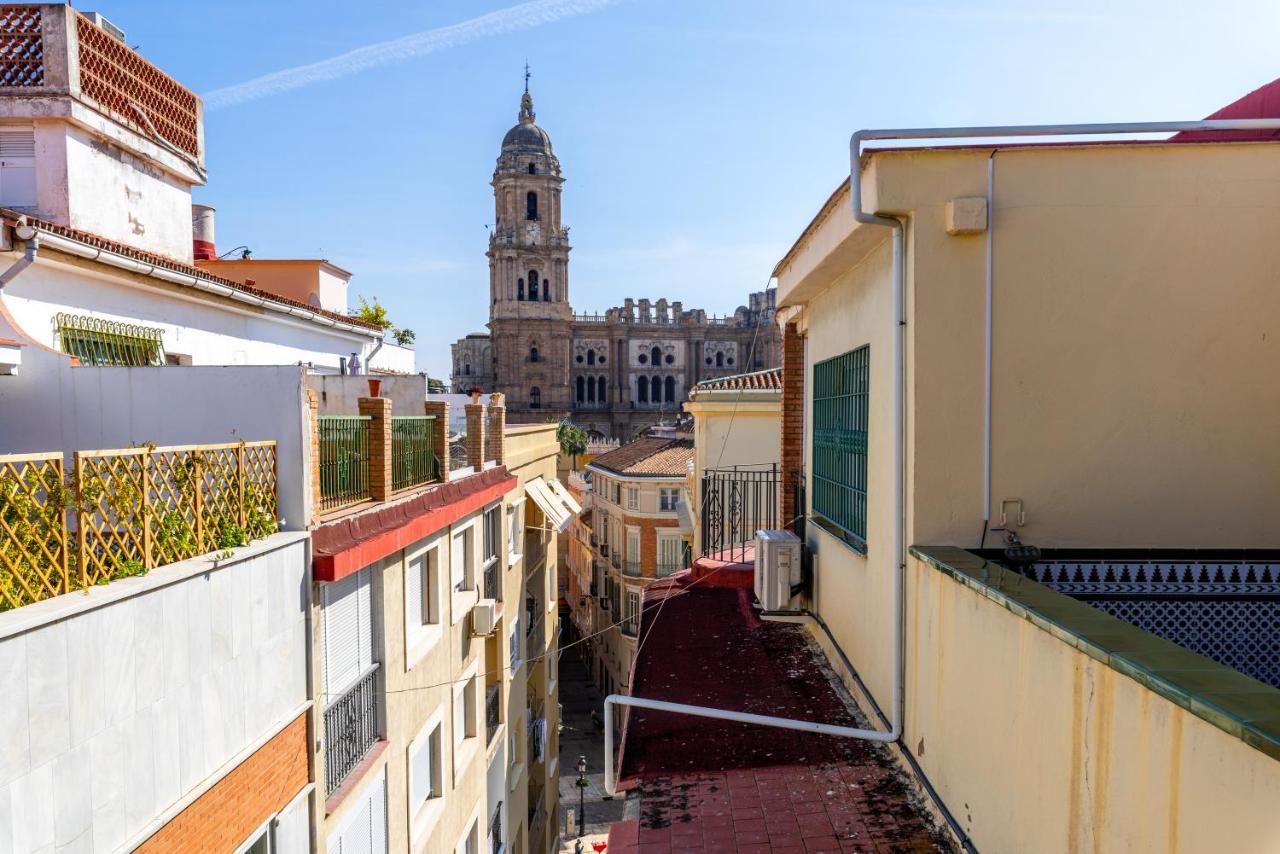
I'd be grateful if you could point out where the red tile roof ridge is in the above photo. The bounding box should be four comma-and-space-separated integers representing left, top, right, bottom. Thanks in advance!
0, 208, 384, 333
692, 366, 782, 392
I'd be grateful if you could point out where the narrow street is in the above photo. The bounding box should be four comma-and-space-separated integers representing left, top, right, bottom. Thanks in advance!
556, 634, 625, 851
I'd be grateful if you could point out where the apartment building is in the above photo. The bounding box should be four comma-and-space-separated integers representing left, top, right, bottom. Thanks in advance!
566, 438, 693, 697
607, 84, 1280, 853
309, 402, 568, 854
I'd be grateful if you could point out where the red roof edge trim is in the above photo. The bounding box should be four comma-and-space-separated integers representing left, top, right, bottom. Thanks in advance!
1171, 77, 1280, 143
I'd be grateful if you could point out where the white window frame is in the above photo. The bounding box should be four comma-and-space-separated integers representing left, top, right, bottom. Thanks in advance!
658, 531, 685, 572
481, 502, 501, 602
450, 516, 480, 625
456, 810, 482, 854
626, 526, 641, 563
659, 488, 680, 512
233, 817, 273, 854
404, 535, 444, 670
625, 486, 639, 511
507, 498, 526, 566
452, 659, 481, 783
408, 707, 446, 847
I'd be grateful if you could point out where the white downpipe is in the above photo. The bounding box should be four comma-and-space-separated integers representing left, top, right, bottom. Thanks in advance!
29, 229, 383, 339
603, 693, 893, 796
600, 117, 1280, 805
984, 152, 995, 523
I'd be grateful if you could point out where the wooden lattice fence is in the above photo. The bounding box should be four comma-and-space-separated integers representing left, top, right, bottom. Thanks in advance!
0, 441, 276, 611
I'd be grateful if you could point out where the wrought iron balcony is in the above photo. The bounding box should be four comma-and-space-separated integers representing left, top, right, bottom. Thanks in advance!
700, 464, 781, 563
656, 561, 686, 578
484, 559, 500, 601
622, 559, 641, 578
611, 551, 621, 570
324, 665, 380, 796
485, 683, 501, 744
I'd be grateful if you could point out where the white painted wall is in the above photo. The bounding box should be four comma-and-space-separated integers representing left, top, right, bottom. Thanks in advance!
1, 257, 378, 372
368, 341, 416, 375
0, 532, 310, 854
317, 268, 348, 314
308, 373, 427, 416
0, 357, 313, 529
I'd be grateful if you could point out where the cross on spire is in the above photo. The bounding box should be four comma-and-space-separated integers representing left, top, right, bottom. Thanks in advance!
524, 60, 531, 93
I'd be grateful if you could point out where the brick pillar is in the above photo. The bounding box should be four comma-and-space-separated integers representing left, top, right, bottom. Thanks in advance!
464, 404, 486, 471
424, 399, 450, 476
486, 402, 506, 466
306, 388, 321, 523
780, 322, 805, 531
359, 396, 393, 501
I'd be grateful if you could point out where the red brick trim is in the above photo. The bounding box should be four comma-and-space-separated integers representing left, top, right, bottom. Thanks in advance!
313, 472, 517, 582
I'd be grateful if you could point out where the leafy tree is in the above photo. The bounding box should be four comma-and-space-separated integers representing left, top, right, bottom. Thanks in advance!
352, 295, 393, 330
427, 378, 447, 394
393, 327, 416, 345
555, 420, 588, 466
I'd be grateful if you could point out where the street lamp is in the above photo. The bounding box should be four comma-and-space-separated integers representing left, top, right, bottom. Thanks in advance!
576, 754, 588, 839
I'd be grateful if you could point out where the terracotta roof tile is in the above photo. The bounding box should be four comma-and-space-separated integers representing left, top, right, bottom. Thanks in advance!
588, 437, 693, 477
1, 208, 383, 333
692, 367, 782, 393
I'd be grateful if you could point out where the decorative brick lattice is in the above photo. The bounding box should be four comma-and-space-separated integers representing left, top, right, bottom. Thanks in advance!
0, 6, 43, 87
75, 13, 200, 158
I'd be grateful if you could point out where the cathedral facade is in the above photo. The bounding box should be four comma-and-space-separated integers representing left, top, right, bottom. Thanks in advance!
450, 86, 780, 440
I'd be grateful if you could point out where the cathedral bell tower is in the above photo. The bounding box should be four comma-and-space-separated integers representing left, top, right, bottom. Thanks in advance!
488, 81, 571, 322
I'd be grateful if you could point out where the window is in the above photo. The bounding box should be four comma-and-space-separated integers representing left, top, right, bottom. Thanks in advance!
659, 489, 680, 512
637, 378, 648, 403
321, 567, 375, 702
716, 351, 724, 367
528, 270, 539, 302
509, 615, 522, 672
405, 539, 442, 668
576, 376, 585, 403
454, 673, 478, 746
507, 501, 524, 563
528, 161, 537, 174
451, 528, 473, 593
650, 375, 661, 402
529, 345, 539, 363
517, 278, 524, 300
624, 590, 640, 636
626, 528, 640, 562
586, 377, 596, 402
0, 127, 36, 208
526, 191, 538, 220
813, 345, 869, 547
625, 488, 639, 511
664, 375, 675, 402
650, 346, 661, 365
658, 534, 686, 575
465, 363, 471, 375
586, 349, 596, 365
326, 768, 388, 854
529, 386, 541, 409
483, 505, 501, 601
408, 714, 443, 820
597, 376, 606, 403
458, 819, 480, 854
234, 822, 271, 854
55, 312, 165, 367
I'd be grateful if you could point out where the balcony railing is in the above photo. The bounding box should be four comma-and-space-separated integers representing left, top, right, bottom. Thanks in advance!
622, 559, 641, 578
526, 614, 543, 660
390, 416, 440, 492
524, 529, 546, 573
484, 558, 500, 601
489, 801, 504, 854
700, 464, 780, 563
485, 683, 501, 744
0, 442, 278, 612
318, 416, 371, 511
611, 551, 621, 570
657, 554, 689, 578
324, 664, 380, 796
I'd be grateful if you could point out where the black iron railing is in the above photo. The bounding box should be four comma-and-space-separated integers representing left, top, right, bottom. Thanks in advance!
490, 801, 504, 854
484, 559, 500, 601
700, 464, 780, 563
324, 665, 380, 796
485, 683, 501, 743
622, 559, 641, 577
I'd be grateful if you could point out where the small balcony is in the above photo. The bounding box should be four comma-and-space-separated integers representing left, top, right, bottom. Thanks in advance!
485, 683, 501, 744
699, 464, 781, 563
484, 558, 500, 602
622, 559, 642, 578
324, 665, 380, 796
524, 528, 547, 574
611, 551, 621, 570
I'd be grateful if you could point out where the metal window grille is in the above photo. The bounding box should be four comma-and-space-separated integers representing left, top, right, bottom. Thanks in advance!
323, 664, 380, 796
390, 416, 439, 492
485, 683, 501, 744
812, 345, 869, 547
318, 416, 371, 511
55, 313, 165, 366
489, 801, 504, 854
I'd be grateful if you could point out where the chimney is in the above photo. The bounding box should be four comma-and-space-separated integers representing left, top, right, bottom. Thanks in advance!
192, 204, 216, 260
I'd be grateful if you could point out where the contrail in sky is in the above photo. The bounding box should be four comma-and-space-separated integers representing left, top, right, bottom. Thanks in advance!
203, 0, 619, 109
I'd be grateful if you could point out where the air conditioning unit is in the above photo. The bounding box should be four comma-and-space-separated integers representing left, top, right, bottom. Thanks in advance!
755, 529, 802, 611
472, 598, 497, 636
84, 12, 127, 42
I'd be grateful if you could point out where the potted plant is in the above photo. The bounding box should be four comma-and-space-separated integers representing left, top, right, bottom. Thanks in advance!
367, 378, 382, 397
469, 386, 482, 405
489, 391, 503, 406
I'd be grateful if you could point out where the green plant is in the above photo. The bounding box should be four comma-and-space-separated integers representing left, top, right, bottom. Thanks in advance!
393, 327, 416, 345
554, 421, 588, 461
353, 295, 393, 330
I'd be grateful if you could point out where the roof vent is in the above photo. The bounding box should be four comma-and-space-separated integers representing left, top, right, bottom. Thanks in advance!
83, 12, 126, 42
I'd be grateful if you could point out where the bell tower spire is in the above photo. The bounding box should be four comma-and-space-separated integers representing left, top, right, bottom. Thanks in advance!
520, 62, 535, 124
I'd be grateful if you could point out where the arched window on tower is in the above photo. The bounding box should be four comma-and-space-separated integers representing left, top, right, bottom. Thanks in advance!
650, 346, 661, 366
528, 162, 537, 175
650, 376, 661, 403
637, 377, 648, 403
716, 351, 724, 368
517, 278, 525, 301
465, 364, 471, 376
530, 387, 541, 408
526, 191, 538, 221
665, 376, 675, 402
576, 376, 585, 404
528, 271, 539, 301
587, 349, 596, 366
587, 378, 596, 403
597, 376, 607, 403
529, 343, 540, 363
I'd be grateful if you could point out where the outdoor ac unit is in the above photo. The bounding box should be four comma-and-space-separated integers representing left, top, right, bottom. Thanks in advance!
84, 12, 127, 42
754, 529, 802, 611
472, 598, 497, 636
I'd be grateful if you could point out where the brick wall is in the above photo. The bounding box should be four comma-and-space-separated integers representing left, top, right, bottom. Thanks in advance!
134, 713, 310, 853
424, 399, 450, 473
464, 403, 486, 468
485, 403, 506, 465
307, 389, 321, 522
358, 396, 393, 501
781, 321, 805, 530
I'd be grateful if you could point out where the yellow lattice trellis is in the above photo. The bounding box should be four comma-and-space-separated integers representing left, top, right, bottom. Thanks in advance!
0, 452, 69, 610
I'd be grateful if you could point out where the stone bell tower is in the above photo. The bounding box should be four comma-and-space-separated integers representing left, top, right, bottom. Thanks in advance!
488, 76, 573, 417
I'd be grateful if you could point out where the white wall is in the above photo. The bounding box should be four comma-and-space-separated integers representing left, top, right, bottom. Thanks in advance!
367, 341, 417, 375
0, 532, 310, 853
1, 257, 378, 372
307, 373, 426, 416
0, 357, 313, 529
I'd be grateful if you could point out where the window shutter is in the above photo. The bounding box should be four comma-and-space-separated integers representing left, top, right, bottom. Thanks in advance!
451, 531, 466, 590
453, 688, 465, 745
326, 769, 386, 854
406, 554, 423, 632
322, 568, 372, 699
0, 128, 35, 208
410, 728, 432, 810
627, 530, 640, 561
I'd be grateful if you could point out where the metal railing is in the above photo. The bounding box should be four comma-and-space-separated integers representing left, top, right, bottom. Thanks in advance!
657, 556, 688, 578
526, 614, 543, 660
622, 559, 641, 578
484, 558, 500, 601
489, 801, 504, 854
610, 550, 621, 570
324, 664, 380, 796
485, 683, 501, 744
318, 416, 371, 511
700, 464, 780, 563
524, 529, 546, 574
391, 416, 439, 492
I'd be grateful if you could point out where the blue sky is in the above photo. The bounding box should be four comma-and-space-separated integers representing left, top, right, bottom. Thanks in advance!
113, 0, 1278, 378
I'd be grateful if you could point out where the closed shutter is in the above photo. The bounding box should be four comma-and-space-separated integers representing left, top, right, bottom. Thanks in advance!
409, 727, 433, 811
451, 530, 466, 591
406, 553, 423, 630
453, 686, 466, 745
659, 537, 681, 569
326, 769, 387, 854
322, 568, 373, 700
0, 128, 35, 208
627, 529, 640, 562
271, 786, 312, 853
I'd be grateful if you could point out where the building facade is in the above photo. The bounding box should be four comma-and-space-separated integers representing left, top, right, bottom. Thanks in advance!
449, 87, 781, 439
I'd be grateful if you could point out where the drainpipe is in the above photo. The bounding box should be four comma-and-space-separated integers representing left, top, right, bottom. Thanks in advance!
0, 226, 38, 291
603, 115, 1280, 802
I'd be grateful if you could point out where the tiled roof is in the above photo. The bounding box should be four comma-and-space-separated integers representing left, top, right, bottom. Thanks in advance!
1, 209, 384, 333
692, 367, 782, 393
588, 437, 693, 477
608, 576, 948, 853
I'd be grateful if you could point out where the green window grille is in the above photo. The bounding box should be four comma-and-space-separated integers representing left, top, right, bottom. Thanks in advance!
812, 345, 869, 549
55, 313, 165, 366
317, 416, 371, 511
390, 416, 440, 492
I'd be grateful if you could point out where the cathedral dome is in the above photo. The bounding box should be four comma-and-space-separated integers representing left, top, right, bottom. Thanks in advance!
501, 89, 555, 156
